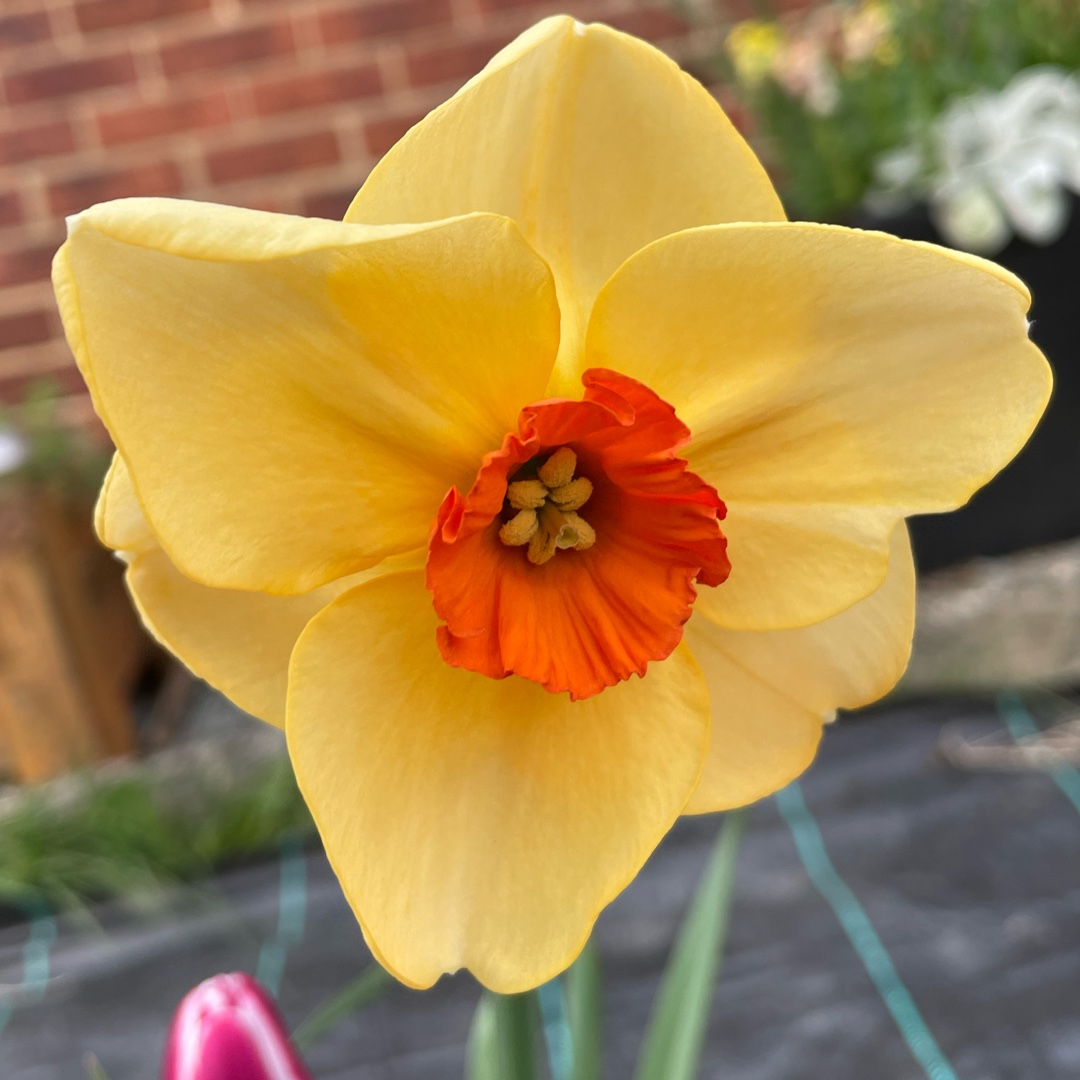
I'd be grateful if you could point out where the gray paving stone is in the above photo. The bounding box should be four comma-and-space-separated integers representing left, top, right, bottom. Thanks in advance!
2, 698, 1079, 1080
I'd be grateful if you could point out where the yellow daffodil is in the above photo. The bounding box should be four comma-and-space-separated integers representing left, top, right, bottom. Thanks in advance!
54, 16, 1050, 993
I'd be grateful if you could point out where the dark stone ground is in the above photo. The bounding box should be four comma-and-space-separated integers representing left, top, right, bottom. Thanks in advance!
2, 697, 1079, 1080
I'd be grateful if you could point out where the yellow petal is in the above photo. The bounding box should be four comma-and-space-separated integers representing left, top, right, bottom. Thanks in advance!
95, 452, 155, 556
694, 502, 900, 631
347, 15, 783, 392
286, 570, 710, 992
684, 523, 915, 813
588, 222, 1051, 628
97, 452, 422, 727
56, 199, 560, 594
127, 549, 351, 728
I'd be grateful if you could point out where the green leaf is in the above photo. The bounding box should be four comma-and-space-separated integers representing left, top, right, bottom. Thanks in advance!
466, 993, 499, 1080
467, 992, 539, 1080
633, 808, 748, 1080
292, 964, 394, 1052
565, 940, 603, 1080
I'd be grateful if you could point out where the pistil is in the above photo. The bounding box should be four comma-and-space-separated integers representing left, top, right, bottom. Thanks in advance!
498, 447, 597, 564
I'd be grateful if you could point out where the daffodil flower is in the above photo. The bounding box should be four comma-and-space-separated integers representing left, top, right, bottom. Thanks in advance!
54, 16, 1050, 993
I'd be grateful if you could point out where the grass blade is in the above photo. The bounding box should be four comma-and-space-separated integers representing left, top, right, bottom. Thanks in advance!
467, 991, 540, 1080
292, 964, 393, 1051
565, 940, 602, 1080
633, 808, 748, 1080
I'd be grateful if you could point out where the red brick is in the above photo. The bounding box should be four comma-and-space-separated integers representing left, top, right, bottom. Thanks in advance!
474, 0, 552, 9
76, 0, 210, 33
206, 131, 339, 184
0, 120, 75, 166
405, 34, 512, 88
714, 86, 753, 136
0, 245, 58, 288
244, 195, 286, 214
364, 110, 427, 156
98, 92, 231, 146
252, 64, 382, 115
303, 187, 357, 219
0, 193, 22, 228
161, 23, 295, 79
606, 7, 689, 42
5, 54, 137, 104
47, 161, 184, 217
0, 12, 52, 49
0, 311, 52, 351
0, 367, 88, 407
319, 0, 452, 44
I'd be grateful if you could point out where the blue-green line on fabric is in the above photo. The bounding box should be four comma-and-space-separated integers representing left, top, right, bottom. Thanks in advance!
537, 976, 574, 1080
0, 901, 57, 1042
256, 833, 308, 997
775, 781, 959, 1080
997, 692, 1080, 816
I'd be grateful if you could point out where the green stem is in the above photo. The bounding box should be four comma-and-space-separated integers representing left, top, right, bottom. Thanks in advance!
565, 941, 602, 1080
494, 993, 539, 1080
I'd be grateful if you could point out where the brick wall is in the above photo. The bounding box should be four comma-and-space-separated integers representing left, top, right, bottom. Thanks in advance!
0, 0, 737, 425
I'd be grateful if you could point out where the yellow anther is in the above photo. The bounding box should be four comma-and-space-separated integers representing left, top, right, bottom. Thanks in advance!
502, 447, 597, 563
527, 528, 558, 565
507, 478, 548, 510
562, 511, 596, 551
498, 508, 539, 546
549, 477, 593, 511
537, 447, 577, 489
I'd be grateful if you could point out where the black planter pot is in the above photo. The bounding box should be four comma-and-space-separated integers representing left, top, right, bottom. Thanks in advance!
851, 199, 1080, 572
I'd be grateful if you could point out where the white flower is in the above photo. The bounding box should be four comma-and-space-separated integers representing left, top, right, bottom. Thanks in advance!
868, 66, 1080, 254
0, 429, 27, 477
932, 177, 1011, 256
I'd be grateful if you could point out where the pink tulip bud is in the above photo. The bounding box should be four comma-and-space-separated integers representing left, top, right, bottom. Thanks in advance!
162, 972, 313, 1080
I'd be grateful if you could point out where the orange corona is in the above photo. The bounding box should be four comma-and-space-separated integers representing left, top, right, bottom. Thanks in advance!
428, 369, 730, 699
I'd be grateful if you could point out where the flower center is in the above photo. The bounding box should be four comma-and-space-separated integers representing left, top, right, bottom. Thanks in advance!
498, 446, 597, 565
426, 368, 730, 700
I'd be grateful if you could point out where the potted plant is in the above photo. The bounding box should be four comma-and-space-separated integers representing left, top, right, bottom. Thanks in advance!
721, 0, 1080, 569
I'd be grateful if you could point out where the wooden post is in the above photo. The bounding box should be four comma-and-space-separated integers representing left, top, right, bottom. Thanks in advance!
0, 489, 155, 783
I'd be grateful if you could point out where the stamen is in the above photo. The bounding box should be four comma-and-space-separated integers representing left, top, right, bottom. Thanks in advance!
507, 479, 549, 510
499, 508, 539, 546
537, 447, 577, 489
538, 504, 580, 549
502, 446, 597, 563
562, 511, 596, 551
548, 477, 593, 511
528, 528, 558, 565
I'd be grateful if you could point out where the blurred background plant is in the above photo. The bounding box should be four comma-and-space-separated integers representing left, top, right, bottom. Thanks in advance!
0, 756, 312, 920
721, 0, 1080, 243
0, 381, 110, 501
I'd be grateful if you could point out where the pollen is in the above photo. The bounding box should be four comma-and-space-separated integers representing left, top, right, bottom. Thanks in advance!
549, 477, 593, 511
537, 447, 577, 489
499, 447, 597, 565
507, 479, 548, 510
499, 508, 538, 546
